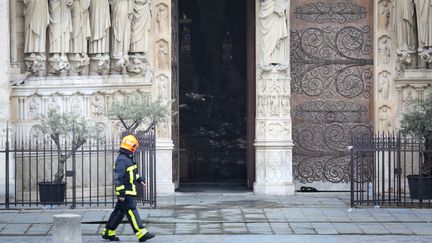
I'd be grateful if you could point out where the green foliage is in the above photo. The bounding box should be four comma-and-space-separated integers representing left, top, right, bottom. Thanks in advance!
401, 95, 432, 176
109, 97, 171, 133
39, 109, 97, 183
401, 95, 432, 140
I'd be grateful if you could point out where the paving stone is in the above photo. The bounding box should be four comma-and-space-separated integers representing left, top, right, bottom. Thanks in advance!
175, 223, 199, 234
413, 210, 432, 222
264, 209, 287, 222
81, 224, 101, 235
403, 223, 432, 235
0, 224, 31, 235
283, 208, 307, 222
222, 223, 248, 234
311, 223, 338, 235
382, 223, 413, 234
199, 223, 222, 234
332, 223, 362, 234
290, 223, 316, 234
246, 223, 273, 235
322, 209, 350, 222
357, 223, 390, 234
25, 224, 52, 235
269, 222, 293, 235
147, 223, 174, 235
387, 209, 422, 222
368, 209, 398, 222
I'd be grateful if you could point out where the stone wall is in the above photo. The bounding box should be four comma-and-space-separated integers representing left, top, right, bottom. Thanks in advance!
7, 0, 175, 195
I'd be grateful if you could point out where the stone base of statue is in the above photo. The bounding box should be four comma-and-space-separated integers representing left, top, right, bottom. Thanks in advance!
69, 54, 90, 75
25, 53, 47, 76
90, 54, 110, 75
418, 48, 432, 65
396, 49, 417, 76
127, 53, 148, 76
110, 56, 128, 75
48, 54, 70, 76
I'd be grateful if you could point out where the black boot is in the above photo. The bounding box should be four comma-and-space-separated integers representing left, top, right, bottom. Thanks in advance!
102, 228, 120, 241
138, 232, 155, 242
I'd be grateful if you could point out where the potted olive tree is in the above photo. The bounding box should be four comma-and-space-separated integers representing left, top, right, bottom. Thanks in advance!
37, 109, 96, 203
401, 95, 432, 199
110, 98, 171, 198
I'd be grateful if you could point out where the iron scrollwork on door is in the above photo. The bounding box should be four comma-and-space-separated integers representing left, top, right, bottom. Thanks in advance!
291, 1, 373, 184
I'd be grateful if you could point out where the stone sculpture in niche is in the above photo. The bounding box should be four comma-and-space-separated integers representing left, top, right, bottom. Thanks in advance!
157, 40, 169, 70
378, 37, 391, 65
48, 0, 73, 75
379, 106, 391, 132
89, 0, 111, 74
129, 0, 152, 75
69, 0, 91, 74
393, 0, 416, 66
259, 0, 289, 66
110, 0, 133, 73
379, 1, 390, 30
156, 4, 168, 34
415, 0, 432, 65
90, 94, 105, 117
28, 97, 42, 119
23, 0, 50, 75
378, 71, 390, 100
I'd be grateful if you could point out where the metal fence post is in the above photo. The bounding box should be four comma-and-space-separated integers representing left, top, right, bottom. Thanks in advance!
5, 121, 10, 209
349, 145, 354, 208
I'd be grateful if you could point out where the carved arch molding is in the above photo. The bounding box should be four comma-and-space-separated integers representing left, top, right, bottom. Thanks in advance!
290, 0, 373, 185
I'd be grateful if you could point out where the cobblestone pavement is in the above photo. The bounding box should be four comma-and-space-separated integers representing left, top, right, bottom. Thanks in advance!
0, 192, 431, 242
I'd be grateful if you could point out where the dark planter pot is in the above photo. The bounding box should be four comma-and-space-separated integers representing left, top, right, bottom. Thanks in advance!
38, 182, 66, 204
407, 175, 432, 200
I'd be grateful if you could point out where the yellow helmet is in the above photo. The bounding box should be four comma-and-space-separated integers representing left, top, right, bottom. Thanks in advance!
120, 135, 139, 153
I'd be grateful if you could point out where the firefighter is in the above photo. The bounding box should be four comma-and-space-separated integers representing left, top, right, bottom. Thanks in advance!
102, 135, 155, 242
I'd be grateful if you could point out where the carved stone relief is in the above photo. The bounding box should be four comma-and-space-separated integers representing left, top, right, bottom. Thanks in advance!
156, 3, 169, 34
48, 95, 62, 111
70, 96, 83, 116
378, 71, 391, 100
402, 86, 418, 112
90, 93, 105, 117
28, 96, 42, 120
378, 36, 391, 65
378, 0, 390, 31
378, 105, 392, 132
156, 39, 169, 70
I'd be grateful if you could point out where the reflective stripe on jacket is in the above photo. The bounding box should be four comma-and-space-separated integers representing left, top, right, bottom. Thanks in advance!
113, 151, 143, 197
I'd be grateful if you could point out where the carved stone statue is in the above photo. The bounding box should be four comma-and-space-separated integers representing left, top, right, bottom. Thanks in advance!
393, 0, 416, 51
23, 0, 50, 75
379, 1, 391, 30
69, 0, 91, 74
70, 0, 91, 55
378, 37, 391, 65
378, 72, 390, 100
130, 0, 152, 54
89, 0, 111, 74
49, 0, 73, 54
415, 0, 432, 64
89, 0, 111, 55
259, 0, 289, 66
157, 41, 169, 69
48, 0, 73, 75
379, 106, 391, 132
23, 0, 50, 54
156, 4, 168, 34
111, 0, 133, 72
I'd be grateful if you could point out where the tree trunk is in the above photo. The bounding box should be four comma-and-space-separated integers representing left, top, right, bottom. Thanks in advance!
423, 137, 432, 176
54, 155, 67, 183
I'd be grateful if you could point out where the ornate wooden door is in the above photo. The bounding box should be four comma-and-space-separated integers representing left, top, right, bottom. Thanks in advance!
290, 0, 373, 187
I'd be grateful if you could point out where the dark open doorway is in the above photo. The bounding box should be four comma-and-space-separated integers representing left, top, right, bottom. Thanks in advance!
177, 0, 248, 189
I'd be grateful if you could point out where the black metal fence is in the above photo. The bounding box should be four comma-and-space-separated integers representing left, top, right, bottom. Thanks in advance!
350, 133, 432, 208
0, 123, 156, 209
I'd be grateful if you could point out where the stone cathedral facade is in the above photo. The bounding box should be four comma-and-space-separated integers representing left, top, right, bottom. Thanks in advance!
0, 0, 432, 196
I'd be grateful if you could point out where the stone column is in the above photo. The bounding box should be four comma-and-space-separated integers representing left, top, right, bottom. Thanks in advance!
156, 139, 175, 194
254, 0, 295, 195
0, 0, 11, 200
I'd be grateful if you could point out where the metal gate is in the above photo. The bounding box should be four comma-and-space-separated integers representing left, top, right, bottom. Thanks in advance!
0, 123, 156, 209
351, 133, 432, 208
290, 0, 373, 187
